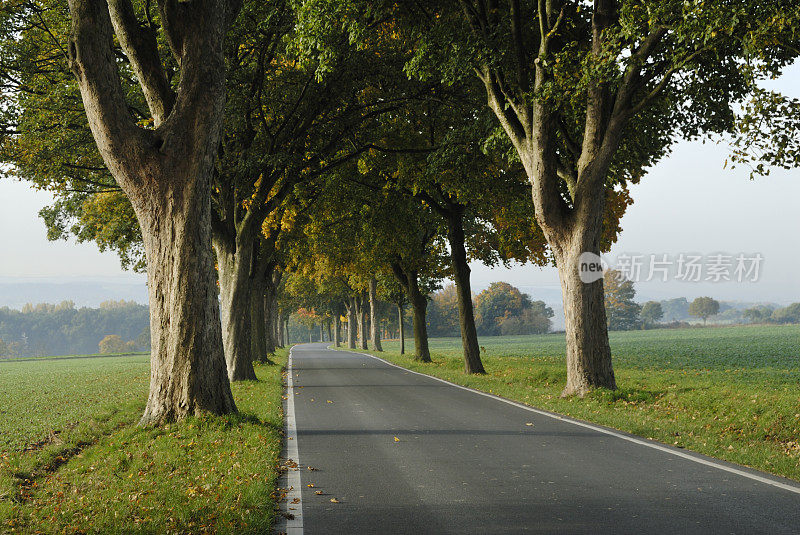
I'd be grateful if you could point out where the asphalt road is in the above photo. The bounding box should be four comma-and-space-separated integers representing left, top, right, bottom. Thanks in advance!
280, 343, 800, 534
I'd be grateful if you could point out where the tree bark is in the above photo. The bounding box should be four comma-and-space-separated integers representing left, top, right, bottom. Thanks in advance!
519, 139, 616, 396
357, 293, 368, 350
264, 291, 276, 354
250, 273, 272, 364
446, 211, 485, 374
213, 232, 257, 381
368, 278, 383, 351
346, 297, 357, 349
408, 281, 431, 362
66, 0, 240, 424
398, 303, 405, 355
552, 241, 615, 396
333, 313, 341, 347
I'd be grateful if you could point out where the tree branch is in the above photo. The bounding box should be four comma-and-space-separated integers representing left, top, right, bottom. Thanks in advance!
108, 0, 175, 125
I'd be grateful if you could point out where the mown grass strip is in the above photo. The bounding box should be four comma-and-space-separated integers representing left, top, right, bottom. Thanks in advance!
1, 350, 288, 533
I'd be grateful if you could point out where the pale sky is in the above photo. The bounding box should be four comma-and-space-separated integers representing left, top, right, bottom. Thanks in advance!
0, 64, 798, 306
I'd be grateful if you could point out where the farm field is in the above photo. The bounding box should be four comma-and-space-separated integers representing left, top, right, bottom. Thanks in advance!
348, 325, 800, 481
0, 351, 287, 533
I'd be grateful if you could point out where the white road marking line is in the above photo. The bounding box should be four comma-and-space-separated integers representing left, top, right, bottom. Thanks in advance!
283, 347, 303, 534
329, 345, 800, 496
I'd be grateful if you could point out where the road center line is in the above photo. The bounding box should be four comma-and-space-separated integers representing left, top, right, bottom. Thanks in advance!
335, 345, 800, 496
283, 347, 304, 534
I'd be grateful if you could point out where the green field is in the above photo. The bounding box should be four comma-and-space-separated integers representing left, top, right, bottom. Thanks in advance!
350, 325, 800, 481
0, 352, 287, 533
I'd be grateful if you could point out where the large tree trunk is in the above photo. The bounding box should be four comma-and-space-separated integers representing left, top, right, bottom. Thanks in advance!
446, 211, 485, 374
140, 182, 237, 423
67, 0, 240, 424
518, 121, 616, 395
550, 227, 615, 396
264, 275, 277, 355
357, 293, 368, 350
250, 273, 272, 364
213, 232, 257, 381
333, 313, 341, 347
398, 303, 405, 355
408, 285, 431, 362
368, 278, 383, 351
346, 297, 357, 349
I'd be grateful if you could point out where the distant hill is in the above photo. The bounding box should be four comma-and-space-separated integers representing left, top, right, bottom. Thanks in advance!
0, 278, 148, 308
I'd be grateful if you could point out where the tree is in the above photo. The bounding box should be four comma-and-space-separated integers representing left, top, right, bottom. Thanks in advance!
604, 270, 641, 331
474, 282, 555, 336
63, 0, 241, 423
293, 0, 786, 394
474, 282, 532, 336
770, 303, 800, 324
98, 334, 128, 354
743, 305, 775, 324
661, 297, 690, 321
428, 285, 461, 337
640, 301, 664, 327
689, 297, 720, 324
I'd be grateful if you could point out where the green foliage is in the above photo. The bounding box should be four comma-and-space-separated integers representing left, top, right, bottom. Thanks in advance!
743, 305, 775, 324
640, 301, 664, 326
689, 296, 721, 323
474, 282, 553, 336
427, 284, 460, 337
0, 301, 149, 358
345, 325, 800, 482
770, 303, 800, 325
604, 270, 641, 331
661, 297, 691, 321
0, 0, 146, 270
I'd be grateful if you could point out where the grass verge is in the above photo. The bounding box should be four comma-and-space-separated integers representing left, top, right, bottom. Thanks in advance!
1, 349, 288, 533
335, 327, 800, 482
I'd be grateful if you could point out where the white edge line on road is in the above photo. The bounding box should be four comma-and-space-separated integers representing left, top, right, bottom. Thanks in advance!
329, 344, 800, 496
283, 346, 303, 534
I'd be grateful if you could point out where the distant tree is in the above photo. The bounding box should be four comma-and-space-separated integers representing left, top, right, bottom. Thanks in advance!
661, 298, 691, 321
474, 282, 531, 336
640, 302, 664, 327
427, 285, 462, 337
499, 306, 553, 335
98, 335, 128, 355
604, 270, 641, 331
135, 327, 152, 352
743, 306, 774, 323
472, 282, 553, 336
0, 339, 8, 357
689, 297, 720, 324
770, 303, 800, 324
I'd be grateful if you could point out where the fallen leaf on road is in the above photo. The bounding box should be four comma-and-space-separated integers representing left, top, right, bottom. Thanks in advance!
525, 422, 534, 426
315, 491, 323, 495
393, 437, 400, 442
307, 484, 315, 488
326, 400, 333, 403
307, 466, 317, 471
330, 498, 339, 503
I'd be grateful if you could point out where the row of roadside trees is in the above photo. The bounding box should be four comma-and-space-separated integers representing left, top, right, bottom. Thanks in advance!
0, 0, 798, 423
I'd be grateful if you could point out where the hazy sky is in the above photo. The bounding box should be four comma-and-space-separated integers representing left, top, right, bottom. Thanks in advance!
1, 64, 798, 305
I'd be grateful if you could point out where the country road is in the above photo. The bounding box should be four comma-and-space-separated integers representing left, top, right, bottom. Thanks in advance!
280, 343, 800, 534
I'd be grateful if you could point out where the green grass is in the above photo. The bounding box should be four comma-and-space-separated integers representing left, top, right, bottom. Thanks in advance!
346, 325, 800, 481
0, 350, 288, 533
